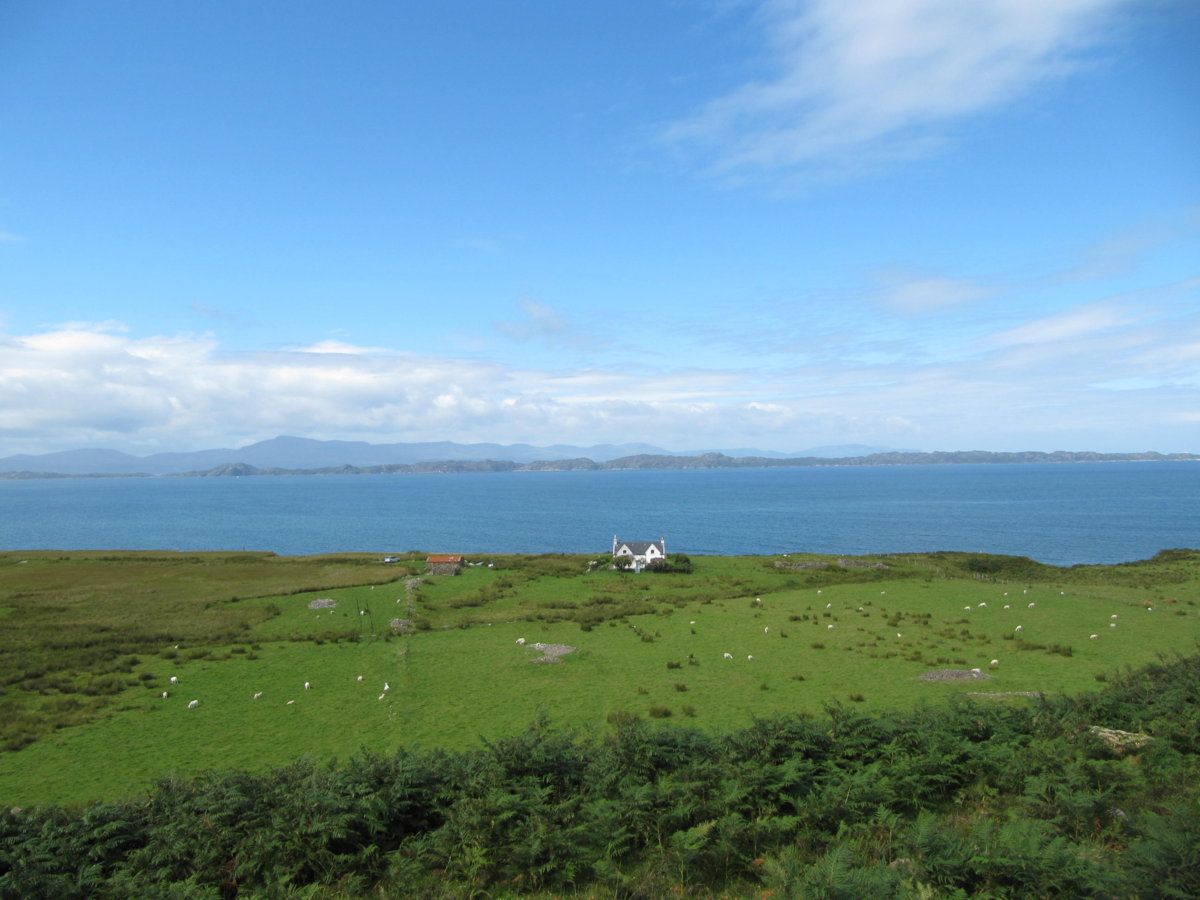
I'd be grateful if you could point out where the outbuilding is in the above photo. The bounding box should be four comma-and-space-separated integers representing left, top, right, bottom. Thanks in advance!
426, 554, 464, 575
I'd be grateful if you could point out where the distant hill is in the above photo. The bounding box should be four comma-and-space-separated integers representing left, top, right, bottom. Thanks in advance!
160, 449, 1200, 479
3, 438, 1196, 479
0, 436, 675, 475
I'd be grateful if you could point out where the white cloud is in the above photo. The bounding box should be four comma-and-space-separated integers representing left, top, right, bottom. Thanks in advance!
990, 301, 1135, 346
666, 0, 1131, 180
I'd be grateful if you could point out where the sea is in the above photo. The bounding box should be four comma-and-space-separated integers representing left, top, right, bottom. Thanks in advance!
0, 462, 1196, 566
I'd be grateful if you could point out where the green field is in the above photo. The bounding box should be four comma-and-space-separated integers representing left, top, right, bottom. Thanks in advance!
2, 548, 1199, 807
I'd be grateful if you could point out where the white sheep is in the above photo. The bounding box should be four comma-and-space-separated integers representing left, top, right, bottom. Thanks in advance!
989, 659, 999, 668
1028, 602, 1036, 608
1111, 614, 1118, 619
161, 691, 168, 699
1109, 622, 1116, 628
723, 652, 733, 660
827, 623, 835, 630
304, 681, 311, 690
253, 691, 263, 699
978, 602, 987, 608
187, 699, 199, 709
378, 692, 386, 700
690, 620, 696, 625
383, 682, 390, 691
1014, 625, 1024, 633
515, 637, 526, 645
286, 699, 295, 705
747, 655, 754, 661
896, 633, 902, 638
1003, 604, 1011, 609
964, 606, 972, 611
356, 675, 364, 682
1090, 634, 1099, 640
169, 676, 178, 684
763, 626, 769, 633
826, 603, 832, 609
971, 668, 982, 677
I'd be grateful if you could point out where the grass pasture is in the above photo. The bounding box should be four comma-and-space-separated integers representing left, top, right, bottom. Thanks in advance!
2, 548, 1199, 807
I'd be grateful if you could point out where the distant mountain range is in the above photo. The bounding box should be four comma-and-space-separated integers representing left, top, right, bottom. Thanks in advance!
1, 439, 1195, 480
0, 436, 894, 476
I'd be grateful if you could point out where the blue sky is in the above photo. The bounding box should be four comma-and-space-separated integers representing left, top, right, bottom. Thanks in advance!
1, 0, 1197, 455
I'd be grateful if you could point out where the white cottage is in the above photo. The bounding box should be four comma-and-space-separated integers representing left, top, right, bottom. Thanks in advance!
612, 536, 666, 572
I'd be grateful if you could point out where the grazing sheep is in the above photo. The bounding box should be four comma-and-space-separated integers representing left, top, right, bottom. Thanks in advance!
723, 652, 734, 660
187, 699, 199, 709
383, 682, 390, 691
356, 675, 364, 682
826, 603, 832, 609
1147, 607, 1154, 612
989, 659, 999, 668
970, 668, 981, 676
827, 623, 835, 630
763, 626, 769, 633
690, 620, 696, 625
161, 692, 168, 699
964, 606, 972, 611
286, 700, 295, 705
747, 655, 754, 661
978, 602, 987, 608
1110, 623, 1116, 628
896, 633, 902, 638
515, 638, 526, 645
817, 590, 822, 594
378, 693, 386, 700
1111, 614, 1118, 619
1003, 604, 1011, 609
1003, 592, 1008, 597
1014, 625, 1024, 633
304, 682, 311, 690
858, 606, 865, 612
755, 597, 762, 605
1028, 602, 1036, 608
169, 676, 178, 684
253, 691, 263, 699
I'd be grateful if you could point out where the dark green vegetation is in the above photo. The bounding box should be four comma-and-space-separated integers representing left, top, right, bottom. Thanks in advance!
2, 653, 1199, 897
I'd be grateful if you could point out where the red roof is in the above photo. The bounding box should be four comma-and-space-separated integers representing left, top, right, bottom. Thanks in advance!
426, 554, 463, 564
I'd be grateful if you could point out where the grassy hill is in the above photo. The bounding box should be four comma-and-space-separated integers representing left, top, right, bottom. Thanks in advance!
2, 549, 1198, 808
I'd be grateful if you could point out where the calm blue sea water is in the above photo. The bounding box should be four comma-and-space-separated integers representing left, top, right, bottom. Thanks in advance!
0, 462, 1196, 565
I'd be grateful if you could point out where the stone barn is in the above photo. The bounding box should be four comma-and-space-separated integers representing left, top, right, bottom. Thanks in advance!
426, 554, 464, 575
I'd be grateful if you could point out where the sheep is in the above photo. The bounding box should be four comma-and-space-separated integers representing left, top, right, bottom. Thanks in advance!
826, 602, 832, 609
1147, 607, 1154, 612
896, 633, 902, 638
989, 659, 999, 668
304, 682, 311, 690
827, 623, 835, 630
817, 589, 822, 594
1109, 622, 1116, 628
747, 655, 754, 661
1110, 614, 1118, 619
1003, 604, 1011, 609
964, 606, 972, 611
978, 602, 987, 608
161, 691, 168, 699
763, 626, 769, 634
286, 699, 295, 705
187, 699, 199, 709
515, 637, 526, 645
1014, 625, 1024, 633
1028, 602, 1036, 608
1003, 592, 1008, 597
253, 691, 263, 699
1090, 634, 1099, 640
690, 620, 696, 625
723, 652, 734, 660
383, 682, 390, 692
970, 668, 982, 677
858, 606, 865, 612
169, 676, 178, 684
356, 675, 364, 682
378, 693, 386, 700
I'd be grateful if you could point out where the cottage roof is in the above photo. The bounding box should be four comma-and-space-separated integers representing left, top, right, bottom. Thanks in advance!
617, 540, 664, 556
426, 554, 463, 564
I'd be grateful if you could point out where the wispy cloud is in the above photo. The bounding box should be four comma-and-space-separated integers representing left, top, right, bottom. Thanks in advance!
495, 297, 603, 351
0, 230, 23, 244
874, 269, 990, 313
665, 0, 1132, 182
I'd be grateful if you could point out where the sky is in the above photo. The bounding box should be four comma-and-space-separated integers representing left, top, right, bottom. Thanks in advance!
1, 0, 1198, 456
